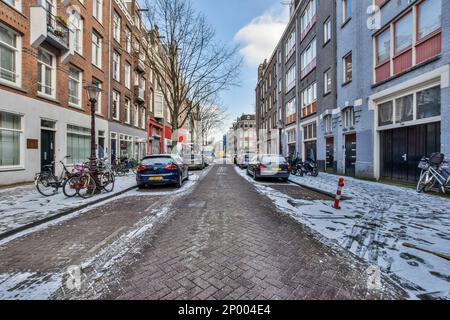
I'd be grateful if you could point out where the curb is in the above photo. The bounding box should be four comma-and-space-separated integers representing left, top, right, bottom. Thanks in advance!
0, 184, 137, 242
288, 178, 352, 200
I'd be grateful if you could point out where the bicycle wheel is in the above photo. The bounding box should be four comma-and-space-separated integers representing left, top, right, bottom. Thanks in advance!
101, 171, 115, 192
77, 173, 97, 199
35, 174, 58, 197
62, 175, 81, 198
417, 171, 433, 193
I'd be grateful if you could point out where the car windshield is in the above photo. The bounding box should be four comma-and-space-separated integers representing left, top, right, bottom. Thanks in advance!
141, 157, 172, 165
261, 156, 286, 164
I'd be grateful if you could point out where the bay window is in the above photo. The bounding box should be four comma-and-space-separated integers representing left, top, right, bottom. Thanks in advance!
0, 111, 22, 167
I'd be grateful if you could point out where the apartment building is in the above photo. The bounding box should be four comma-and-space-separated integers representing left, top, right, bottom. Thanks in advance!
256, 55, 279, 155
0, 0, 111, 185
226, 114, 257, 160
108, 0, 151, 162
333, 0, 449, 182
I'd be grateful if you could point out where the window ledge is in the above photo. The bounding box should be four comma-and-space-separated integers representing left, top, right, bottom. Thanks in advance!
342, 80, 352, 87
37, 93, 59, 104
0, 166, 25, 172
0, 81, 26, 93
341, 18, 351, 28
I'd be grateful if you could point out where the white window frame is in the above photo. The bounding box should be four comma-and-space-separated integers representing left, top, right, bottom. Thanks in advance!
0, 23, 22, 87
3, 0, 22, 12
0, 111, 23, 169
92, 32, 102, 68
124, 98, 131, 124
112, 91, 120, 121
93, 0, 103, 23
37, 47, 56, 99
113, 12, 121, 43
68, 66, 82, 108
113, 51, 120, 82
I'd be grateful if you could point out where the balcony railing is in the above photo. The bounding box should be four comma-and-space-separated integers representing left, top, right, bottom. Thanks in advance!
46, 12, 70, 50
134, 86, 145, 102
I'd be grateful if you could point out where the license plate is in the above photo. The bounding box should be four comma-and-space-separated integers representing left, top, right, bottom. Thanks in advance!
272, 167, 281, 171
149, 177, 163, 181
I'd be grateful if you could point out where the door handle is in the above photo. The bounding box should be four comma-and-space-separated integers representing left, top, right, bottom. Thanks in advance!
402, 154, 407, 162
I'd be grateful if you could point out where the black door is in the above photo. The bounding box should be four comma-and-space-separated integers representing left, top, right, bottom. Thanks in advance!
326, 137, 335, 173
304, 141, 317, 161
381, 122, 440, 182
345, 134, 356, 177
41, 130, 55, 171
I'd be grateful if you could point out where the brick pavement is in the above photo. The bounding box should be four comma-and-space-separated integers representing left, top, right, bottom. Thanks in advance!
106, 165, 404, 300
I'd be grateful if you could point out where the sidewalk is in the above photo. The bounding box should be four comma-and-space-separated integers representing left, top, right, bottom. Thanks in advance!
0, 175, 137, 236
287, 173, 450, 299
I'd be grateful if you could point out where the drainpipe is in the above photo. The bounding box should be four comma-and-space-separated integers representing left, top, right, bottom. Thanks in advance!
107, 0, 113, 156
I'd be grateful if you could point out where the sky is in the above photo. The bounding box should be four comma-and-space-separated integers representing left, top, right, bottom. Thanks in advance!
189, 0, 289, 140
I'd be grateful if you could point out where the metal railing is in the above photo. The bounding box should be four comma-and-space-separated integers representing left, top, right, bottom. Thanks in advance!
46, 12, 69, 48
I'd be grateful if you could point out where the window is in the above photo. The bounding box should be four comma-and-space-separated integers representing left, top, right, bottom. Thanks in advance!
112, 91, 120, 120
93, 0, 102, 22
303, 122, 317, 140
68, 67, 82, 107
70, 14, 83, 54
125, 27, 132, 53
0, 111, 22, 167
417, 86, 440, 119
3, 0, 21, 11
343, 52, 352, 83
91, 32, 102, 68
134, 104, 139, 127
301, 82, 317, 117
287, 129, 296, 144
377, 86, 440, 127
395, 95, 414, 123
342, 0, 352, 23
113, 51, 120, 81
378, 101, 393, 126
324, 69, 332, 94
324, 18, 332, 44
301, 38, 317, 71
113, 12, 121, 42
418, 0, 441, 39
124, 62, 131, 89
141, 108, 146, 129
0, 23, 20, 85
343, 108, 355, 129
285, 30, 296, 59
124, 98, 131, 124
324, 115, 333, 133
37, 48, 55, 97
394, 11, 413, 54
285, 65, 296, 92
376, 27, 390, 64
301, 0, 317, 36
92, 79, 102, 114
286, 98, 296, 117
67, 125, 91, 165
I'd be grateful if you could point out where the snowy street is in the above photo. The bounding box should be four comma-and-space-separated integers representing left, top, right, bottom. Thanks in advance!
0, 164, 448, 300
235, 168, 450, 299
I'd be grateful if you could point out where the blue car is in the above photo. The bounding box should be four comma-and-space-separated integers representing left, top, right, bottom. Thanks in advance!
136, 155, 189, 189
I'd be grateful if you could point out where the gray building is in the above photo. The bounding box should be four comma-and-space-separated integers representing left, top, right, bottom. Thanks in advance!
332, 0, 449, 182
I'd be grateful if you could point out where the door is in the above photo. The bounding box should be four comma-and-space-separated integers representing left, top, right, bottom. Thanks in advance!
111, 136, 117, 162
41, 130, 55, 171
345, 134, 356, 177
304, 141, 317, 161
381, 122, 440, 182
326, 137, 335, 173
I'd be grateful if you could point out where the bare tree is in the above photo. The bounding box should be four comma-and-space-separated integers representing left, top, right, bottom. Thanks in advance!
141, 0, 241, 147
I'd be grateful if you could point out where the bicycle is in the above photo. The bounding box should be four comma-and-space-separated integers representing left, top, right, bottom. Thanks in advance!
112, 157, 137, 176
35, 156, 73, 197
62, 163, 88, 198
77, 162, 115, 199
417, 152, 450, 194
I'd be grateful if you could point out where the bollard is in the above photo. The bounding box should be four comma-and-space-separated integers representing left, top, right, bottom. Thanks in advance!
332, 177, 345, 209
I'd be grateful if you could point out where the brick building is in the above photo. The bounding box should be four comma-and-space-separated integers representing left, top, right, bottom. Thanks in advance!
0, 0, 175, 186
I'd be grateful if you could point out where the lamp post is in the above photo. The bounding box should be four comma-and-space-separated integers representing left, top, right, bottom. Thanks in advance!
85, 84, 102, 171
277, 120, 284, 157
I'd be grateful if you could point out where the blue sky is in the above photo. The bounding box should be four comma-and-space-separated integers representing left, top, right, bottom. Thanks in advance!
190, 0, 289, 139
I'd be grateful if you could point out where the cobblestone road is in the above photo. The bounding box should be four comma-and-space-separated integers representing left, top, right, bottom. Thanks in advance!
0, 165, 405, 300
106, 165, 403, 300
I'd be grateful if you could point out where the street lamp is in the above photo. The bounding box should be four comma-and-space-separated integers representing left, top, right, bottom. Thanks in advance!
277, 120, 284, 156
85, 84, 102, 170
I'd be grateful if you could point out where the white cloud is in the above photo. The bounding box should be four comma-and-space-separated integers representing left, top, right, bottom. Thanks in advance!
234, 5, 289, 67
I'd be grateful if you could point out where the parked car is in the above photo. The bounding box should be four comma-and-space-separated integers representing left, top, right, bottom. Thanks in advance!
237, 153, 256, 169
247, 154, 291, 182
183, 154, 206, 170
136, 154, 189, 189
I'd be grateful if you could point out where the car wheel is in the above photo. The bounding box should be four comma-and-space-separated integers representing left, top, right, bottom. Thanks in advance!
253, 171, 259, 181
176, 174, 182, 188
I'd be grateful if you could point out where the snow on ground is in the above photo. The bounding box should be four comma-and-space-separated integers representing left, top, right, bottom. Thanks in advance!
0, 174, 137, 235
235, 167, 450, 299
